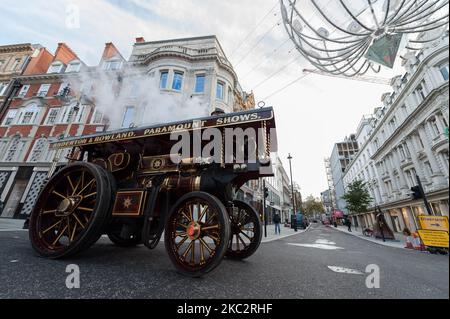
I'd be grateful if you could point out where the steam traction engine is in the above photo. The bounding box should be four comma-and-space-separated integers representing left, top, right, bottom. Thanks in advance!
28, 107, 277, 277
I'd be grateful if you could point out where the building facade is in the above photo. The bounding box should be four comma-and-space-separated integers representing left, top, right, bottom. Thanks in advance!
0, 44, 42, 125
0, 42, 120, 218
126, 35, 254, 127
320, 189, 333, 216
328, 135, 359, 214
0, 36, 257, 219
343, 33, 449, 234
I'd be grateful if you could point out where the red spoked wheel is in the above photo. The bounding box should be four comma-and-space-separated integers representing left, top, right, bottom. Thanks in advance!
226, 200, 262, 260
29, 162, 114, 259
165, 192, 230, 277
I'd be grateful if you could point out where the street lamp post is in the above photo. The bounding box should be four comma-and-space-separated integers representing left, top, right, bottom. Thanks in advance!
287, 154, 297, 230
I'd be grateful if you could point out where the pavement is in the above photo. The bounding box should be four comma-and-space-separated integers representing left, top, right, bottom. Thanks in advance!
0, 218, 26, 231
261, 223, 310, 243
331, 225, 406, 249
0, 222, 448, 299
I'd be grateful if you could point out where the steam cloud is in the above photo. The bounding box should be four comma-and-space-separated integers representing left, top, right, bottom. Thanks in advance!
72, 67, 211, 131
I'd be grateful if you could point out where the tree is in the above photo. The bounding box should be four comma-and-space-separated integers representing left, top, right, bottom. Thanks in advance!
342, 180, 372, 215
303, 195, 325, 217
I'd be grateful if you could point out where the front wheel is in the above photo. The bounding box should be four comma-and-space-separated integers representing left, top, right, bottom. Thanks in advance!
29, 162, 114, 259
165, 191, 230, 277
226, 200, 262, 260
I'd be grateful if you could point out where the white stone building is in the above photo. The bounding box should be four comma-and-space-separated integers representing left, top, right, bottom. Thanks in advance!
343, 33, 449, 234
122, 35, 254, 129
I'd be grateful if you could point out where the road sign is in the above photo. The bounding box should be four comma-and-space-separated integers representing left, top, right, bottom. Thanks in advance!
418, 230, 449, 248
418, 215, 449, 232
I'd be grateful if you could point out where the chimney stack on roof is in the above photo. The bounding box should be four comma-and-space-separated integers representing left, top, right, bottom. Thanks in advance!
135, 37, 146, 44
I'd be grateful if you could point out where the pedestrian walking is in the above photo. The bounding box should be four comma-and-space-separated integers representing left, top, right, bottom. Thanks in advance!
347, 217, 352, 232
273, 213, 281, 235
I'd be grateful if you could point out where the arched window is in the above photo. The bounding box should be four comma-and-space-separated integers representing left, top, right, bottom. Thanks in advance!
29, 138, 49, 162
3, 135, 26, 162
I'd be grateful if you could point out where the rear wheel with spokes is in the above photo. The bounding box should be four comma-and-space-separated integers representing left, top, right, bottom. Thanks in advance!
29, 162, 113, 259
226, 200, 262, 260
165, 192, 230, 277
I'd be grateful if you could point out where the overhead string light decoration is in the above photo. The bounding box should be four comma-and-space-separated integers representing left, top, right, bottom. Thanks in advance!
280, 0, 449, 77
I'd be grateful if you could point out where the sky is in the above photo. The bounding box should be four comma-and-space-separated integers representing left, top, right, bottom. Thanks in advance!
0, 0, 404, 198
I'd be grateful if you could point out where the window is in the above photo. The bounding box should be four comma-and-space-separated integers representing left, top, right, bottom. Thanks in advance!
440, 150, 449, 175
401, 104, 408, 117
18, 85, 30, 98
172, 72, 184, 91
76, 106, 86, 123
11, 58, 21, 71
66, 61, 81, 73
228, 87, 233, 105
57, 83, 70, 96
374, 139, 379, 150
3, 109, 17, 125
103, 60, 122, 71
29, 138, 49, 162
122, 106, 135, 128
424, 161, 433, 176
0, 60, 4, 70
0, 82, 9, 96
417, 134, 425, 149
3, 136, 26, 162
194, 74, 205, 93
405, 170, 414, 187
160, 71, 168, 89
440, 63, 449, 81
22, 112, 34, 124
398, 145, 406, 160
216, 81, 224, 100
47, 62, 64, 74
91, 109, 103, 124
37, 84, 51, 97
61, 104, 79, 123
430, 118, 440, 136
46, 108, 60, 125
416, 84, 426, 102
404, 143, 411, 157
389, 117, 397, 132
17, 103, 39, 124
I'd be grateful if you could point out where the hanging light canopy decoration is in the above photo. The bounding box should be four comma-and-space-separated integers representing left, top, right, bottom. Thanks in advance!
280, 0, 449, 77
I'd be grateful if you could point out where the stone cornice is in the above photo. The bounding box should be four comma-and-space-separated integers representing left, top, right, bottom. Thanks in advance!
0, 43, 34, 54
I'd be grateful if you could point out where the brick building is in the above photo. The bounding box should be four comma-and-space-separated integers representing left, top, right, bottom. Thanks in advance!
0, 42, 123, 218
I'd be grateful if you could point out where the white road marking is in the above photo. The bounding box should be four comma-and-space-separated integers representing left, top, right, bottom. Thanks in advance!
315, 239, 336, 245
10, 260, 19, 263
0, 229, 27, 232
327, 266, 364, 275
287, 243, 344, 250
